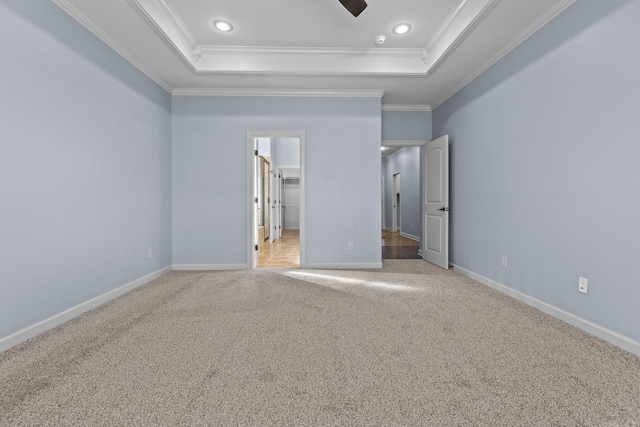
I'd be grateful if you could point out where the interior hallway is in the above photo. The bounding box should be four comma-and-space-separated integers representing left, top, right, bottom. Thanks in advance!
382, 229, 421, 259
258, 229, 419, 267
258, 230, 300, 268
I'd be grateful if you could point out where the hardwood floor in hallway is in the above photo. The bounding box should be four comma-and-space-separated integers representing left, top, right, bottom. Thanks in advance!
258, 229, 418, 266
258, 229, 300, 268
382, 229, 421, 259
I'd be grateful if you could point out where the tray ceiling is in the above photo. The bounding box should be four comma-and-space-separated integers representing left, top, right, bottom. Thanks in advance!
52, 0, 575, 108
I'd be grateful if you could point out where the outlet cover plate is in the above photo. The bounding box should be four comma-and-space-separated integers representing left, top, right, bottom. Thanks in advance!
578, 277, 588, 294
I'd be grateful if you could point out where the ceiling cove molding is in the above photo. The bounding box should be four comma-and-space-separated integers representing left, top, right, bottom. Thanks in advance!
194, 46, 427, 76
193, 46, 429, 76
51, 0, 173, 93
431, 0, 576, 109
128, 0, 430, 76
424, 0, 500, 76
172, 88, 386, 98
382, 140, 429, 147
127, 0, 198, 71
119, 0, 503, 78
382, 105, 432, 112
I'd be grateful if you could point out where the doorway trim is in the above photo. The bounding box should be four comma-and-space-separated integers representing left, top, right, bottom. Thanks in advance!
246, 130, 307, 269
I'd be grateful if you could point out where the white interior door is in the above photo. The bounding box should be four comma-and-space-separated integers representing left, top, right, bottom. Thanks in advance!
277, 171, 283, 239
270, 167, 277, 242
421, 135, 449, 269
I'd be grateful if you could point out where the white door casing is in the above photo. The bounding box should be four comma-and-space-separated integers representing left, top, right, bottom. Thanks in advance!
421, 135, 449, 269
247, 131, 306, 269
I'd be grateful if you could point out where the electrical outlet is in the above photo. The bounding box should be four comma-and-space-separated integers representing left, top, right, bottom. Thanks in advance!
501, 256, 507, 268
148, 249, 152, 258
348, 241, 354, 250
578, 277, 588, 294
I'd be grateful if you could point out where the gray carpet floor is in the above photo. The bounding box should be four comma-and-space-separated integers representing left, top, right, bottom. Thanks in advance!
1, 260, 639, 426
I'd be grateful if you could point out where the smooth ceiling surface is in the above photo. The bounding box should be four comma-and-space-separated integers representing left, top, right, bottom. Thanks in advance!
172, 0, 459, 49
52, 0, 576, 107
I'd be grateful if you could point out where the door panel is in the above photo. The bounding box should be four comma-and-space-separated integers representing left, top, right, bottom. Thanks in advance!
421, 135, 449, 269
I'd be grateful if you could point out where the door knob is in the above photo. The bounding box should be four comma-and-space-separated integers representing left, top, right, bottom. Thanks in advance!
437, 207, 450, 212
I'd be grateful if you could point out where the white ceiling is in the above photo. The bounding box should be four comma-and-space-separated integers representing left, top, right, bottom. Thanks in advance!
52, 0, 575, 108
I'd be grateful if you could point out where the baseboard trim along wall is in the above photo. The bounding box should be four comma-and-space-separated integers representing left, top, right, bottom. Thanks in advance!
305, 263, 383, 270
0, 265, 173, 354
451, 264, 640, 358
400, 232, 420, 242
172, 264, 247, 271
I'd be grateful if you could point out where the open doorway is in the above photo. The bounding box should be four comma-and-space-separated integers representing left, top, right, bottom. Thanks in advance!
247, 131, 306, 269
381, 142, 427, 260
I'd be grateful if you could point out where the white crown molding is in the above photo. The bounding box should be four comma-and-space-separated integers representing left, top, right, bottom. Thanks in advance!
424, 0, 500, 76
382, 105, 432, 112
431, 0, 576, 109
382, 140, 428, 147
51, 0, 173, 93
383, 146, 410, 161
427, 0, 472, 50
194, 46, 429, 75
126, 0, 198, 72
125, 0, 431, 76
155, 0, 198, 48
88, 0, 503, 79
172, 88, 385, 98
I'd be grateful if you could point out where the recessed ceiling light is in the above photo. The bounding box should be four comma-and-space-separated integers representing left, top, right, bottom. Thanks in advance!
393, 23, 411, 35
381, 147, 387, 151
213, 20, 233, 32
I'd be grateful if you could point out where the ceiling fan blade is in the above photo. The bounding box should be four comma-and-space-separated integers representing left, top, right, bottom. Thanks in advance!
338, 0, 367, 17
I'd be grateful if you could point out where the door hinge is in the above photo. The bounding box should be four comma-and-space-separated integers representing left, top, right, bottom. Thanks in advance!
254, 244, 258, 251
254, 197, 258, 203
254, 150, 258, 156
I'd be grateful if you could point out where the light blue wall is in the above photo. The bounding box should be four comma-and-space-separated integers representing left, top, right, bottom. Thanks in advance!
0, 1, 172, 338
382, 111, 432, 140
383, 147, 421, 240
274, 138, 300, 167
433, 0, 640, 342
172, 96, 381, 266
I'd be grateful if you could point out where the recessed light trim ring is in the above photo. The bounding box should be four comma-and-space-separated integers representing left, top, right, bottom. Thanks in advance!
393, 23, 411, 35
213, 20, 233, 32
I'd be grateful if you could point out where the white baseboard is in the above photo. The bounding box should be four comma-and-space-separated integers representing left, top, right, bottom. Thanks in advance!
305, 262, 383, 270
451, 264, 640, 358
400, 232, 420, 242
172, 264, 247, 271
0, 265, 173, 354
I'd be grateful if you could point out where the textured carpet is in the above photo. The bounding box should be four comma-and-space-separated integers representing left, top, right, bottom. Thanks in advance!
1, 260, 639, 426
